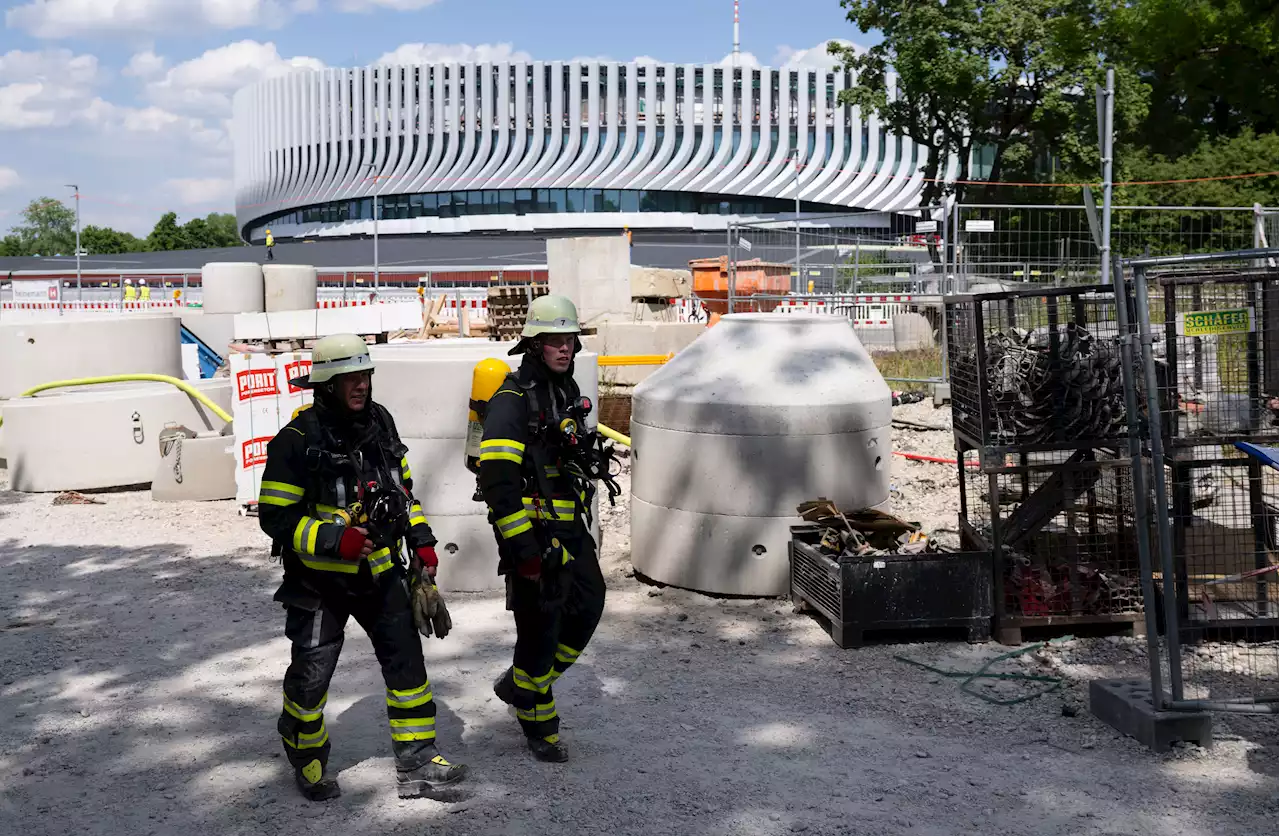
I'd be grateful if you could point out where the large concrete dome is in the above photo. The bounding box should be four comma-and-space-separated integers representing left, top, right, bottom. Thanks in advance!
630, 313, 892, 596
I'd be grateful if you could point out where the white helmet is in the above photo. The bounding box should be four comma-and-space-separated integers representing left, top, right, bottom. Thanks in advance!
124, 278, 133, 285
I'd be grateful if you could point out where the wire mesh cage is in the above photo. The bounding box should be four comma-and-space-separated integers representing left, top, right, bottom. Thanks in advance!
945, 285, 1141, 453
1152, 266, 1279, 448
958, 448, 1147, 640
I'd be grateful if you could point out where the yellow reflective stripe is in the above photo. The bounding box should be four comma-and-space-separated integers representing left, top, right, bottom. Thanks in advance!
292, 517, 323, 554
554, 644, 581, 665
495, 509, 533, 539
408, 503, 428, 527
522, 497, 576, 521
283, 691, 326, 722
400, 458, 412, 481
513, 666, 554, 694
389, 717, 437, 741
262, 480, 305, 497
544, 466, 560, 477
387, 682, 434, 709
516, 707, 536, 721
299, 555, 360, 574
258, 484, 303, 507
535, 701, 557, 722
479, 438, 525, 464
283, 721, 328, 749
367, 547, 394, 575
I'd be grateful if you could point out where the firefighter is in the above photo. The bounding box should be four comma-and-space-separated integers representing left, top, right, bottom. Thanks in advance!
257, 333, 467, 801
478, 295, 610, 764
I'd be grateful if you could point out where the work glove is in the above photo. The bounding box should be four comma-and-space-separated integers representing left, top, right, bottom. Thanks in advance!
538, 539, 575, 613
416, 546, 439, 578
409, 555, 452, 640
337, 526, 375, 561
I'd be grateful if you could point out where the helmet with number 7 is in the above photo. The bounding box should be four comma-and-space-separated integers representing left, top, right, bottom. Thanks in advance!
509, 294, 582, 356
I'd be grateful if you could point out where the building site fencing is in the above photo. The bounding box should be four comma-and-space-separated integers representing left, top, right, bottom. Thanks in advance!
1124, 250, 1278, 719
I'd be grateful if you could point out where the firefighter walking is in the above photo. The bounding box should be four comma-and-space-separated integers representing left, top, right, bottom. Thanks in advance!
477, 295, 613, 763
257, 333, 467, 801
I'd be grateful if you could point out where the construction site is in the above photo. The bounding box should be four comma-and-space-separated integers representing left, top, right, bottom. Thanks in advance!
0, 213, 1277, 836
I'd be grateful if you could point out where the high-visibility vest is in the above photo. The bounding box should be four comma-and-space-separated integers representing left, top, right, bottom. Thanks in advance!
139, 285, 151, 300
266, 234, 275, 247
123, 286, 137, 301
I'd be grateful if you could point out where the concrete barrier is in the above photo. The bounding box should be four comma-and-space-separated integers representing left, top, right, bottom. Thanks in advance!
547, 236, 631, 327
582, 322, 704, 386
892, 312, 936, 351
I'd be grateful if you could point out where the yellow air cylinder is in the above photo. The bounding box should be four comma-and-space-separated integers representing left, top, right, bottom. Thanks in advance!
465, 357, 512, 473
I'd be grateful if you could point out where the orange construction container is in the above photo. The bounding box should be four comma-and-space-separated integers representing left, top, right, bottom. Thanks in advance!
689, 256, 791, 315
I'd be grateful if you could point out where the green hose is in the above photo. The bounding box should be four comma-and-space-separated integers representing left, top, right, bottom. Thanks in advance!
894, 636, 1073, 706
0, 374, 233, 429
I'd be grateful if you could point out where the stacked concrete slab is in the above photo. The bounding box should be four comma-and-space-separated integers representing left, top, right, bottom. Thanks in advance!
630, 313, 893, 596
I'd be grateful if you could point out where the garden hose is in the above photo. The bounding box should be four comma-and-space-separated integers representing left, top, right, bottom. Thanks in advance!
893, 636, 1074, 706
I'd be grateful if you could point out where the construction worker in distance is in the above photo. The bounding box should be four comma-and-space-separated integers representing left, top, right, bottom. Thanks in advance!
478, 294, 607, 763
123, 278, 136, 303
257, 333, 467, 802
138, 280, 151, 302
265, 228, 275, 261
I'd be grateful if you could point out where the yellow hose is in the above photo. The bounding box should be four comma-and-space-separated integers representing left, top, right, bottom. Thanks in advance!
598, 423, 631, 447
0, 374, 233, 428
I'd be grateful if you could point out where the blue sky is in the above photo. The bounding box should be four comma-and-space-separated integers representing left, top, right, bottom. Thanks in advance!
0, 0, 874, 237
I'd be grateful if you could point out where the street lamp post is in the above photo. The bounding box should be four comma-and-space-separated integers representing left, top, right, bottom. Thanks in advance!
65, 184, 81, 303
790, 150, 801, 293
362, 164, 384, 293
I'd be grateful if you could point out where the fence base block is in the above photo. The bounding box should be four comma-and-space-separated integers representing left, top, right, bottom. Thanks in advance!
1089, 678, 1213, 752
932, 382, 951, 406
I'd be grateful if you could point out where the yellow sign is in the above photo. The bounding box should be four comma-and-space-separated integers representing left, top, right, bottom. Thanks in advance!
1177, 308, 1254, 337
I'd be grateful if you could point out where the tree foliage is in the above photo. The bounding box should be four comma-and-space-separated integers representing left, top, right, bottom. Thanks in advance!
0, 200, 243, 257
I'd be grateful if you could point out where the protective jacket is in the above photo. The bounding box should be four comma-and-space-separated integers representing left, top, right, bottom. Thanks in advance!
258, 399, 435, 581
477, 356, 590, 574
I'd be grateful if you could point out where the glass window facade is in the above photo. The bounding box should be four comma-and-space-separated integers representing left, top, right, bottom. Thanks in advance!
263, 188, 854, 227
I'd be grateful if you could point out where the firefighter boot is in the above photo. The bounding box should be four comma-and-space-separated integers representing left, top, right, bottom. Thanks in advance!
493, 667, 517, 706
396, 753, 469, 799
527, 735, 569, 763
294, 757, 341, 802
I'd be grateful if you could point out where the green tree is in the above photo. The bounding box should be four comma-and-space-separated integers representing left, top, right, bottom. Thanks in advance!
13, 196, 76, 255
204, 212, 244, 247
81, 224, 145, 255
1115, 0, 1278, 158
0, 234, 27, 257
181, 217, 218, 249
146, 212, 189, 251
830, 0, 1149, 204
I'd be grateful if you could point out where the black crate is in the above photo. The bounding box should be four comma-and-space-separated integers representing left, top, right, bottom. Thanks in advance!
788, 524, 993, 648
957, 446, 1148, 643
945, 284, 1141, 455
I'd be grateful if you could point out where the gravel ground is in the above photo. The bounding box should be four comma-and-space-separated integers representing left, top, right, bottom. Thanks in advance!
1, 416, 1276, 836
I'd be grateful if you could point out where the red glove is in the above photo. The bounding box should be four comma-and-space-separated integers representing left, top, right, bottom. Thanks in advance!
337, 527, 373, 561
416, 546, 439, 578
516, 555, 541, 581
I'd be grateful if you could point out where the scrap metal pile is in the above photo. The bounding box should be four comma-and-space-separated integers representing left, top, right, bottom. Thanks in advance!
797, 499, 944, 559
978, 322, 1131, 445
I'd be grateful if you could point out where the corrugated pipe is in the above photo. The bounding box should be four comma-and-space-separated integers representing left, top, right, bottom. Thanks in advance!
0, 374, 233, 429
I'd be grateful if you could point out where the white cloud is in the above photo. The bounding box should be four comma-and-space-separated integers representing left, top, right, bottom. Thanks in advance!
123, 50, 167, 79
166, 177, 234, 206
376, 42, 532, 65
146, 40, 323, 117
5, 0, 308, 38
0, 49, 108, 131
773, 39, 863, 71
718, 51, 762, 68
336, 0, 441, 10
0, 166, 20, 192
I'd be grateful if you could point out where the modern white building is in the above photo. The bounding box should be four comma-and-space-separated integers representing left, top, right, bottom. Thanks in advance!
232, 61, 954, 242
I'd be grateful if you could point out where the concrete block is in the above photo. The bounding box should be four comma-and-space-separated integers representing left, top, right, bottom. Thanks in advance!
151, 433, 236, 501
1089, 678, 1213, 752
892, 312, 936, 351
180, 311, 236, 359
263, 264, 317, 312
547, 236, 631, 327
933, 382, 952, 406
203, 262, 265, 314
850, 324, 895, 352
586, 322, 704, 386
427, 513, 503, 592
233, 307, 383, 340
6, 379, 233, 492
0, 315, 183, 399
631, 266, 691, 299
402, 437, 486, 515
631, 300, 679, 322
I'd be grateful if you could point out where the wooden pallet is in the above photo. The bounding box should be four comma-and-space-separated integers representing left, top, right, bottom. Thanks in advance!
995, 612, 1145, 646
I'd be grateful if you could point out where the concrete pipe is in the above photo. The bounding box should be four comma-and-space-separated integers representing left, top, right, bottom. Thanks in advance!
630, 313, 892, 597
263, 264, 318, 312
0, 315, 183, 400
6, 379, 233, 492
202, 262, 265, 314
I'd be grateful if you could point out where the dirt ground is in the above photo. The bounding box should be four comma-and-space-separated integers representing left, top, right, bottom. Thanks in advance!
1, 405, 1276, 836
